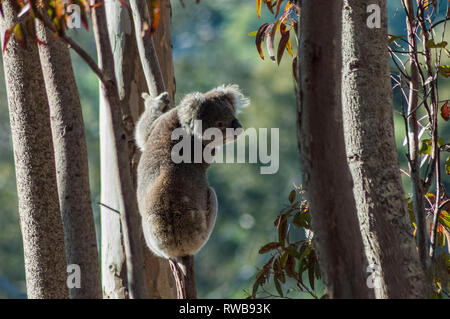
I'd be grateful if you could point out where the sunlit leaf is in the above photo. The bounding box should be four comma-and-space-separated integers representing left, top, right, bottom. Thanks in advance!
256, 0, 262, 18
13, 24, 25, 49
285, 38, 293, 56
2, 26, 13, 53
419, 139, 432, 155
55, 0, 65, 19
440, 210, 450, 231
426, 40, 448, 49
147, 0, 161, 36
438, 65, 450, 78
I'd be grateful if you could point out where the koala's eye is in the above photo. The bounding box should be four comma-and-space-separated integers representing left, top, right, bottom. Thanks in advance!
216, 121, 225, 128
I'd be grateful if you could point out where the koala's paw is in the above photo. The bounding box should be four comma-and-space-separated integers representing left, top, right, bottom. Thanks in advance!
142, 92, 171, 112
156, 92, 171, 111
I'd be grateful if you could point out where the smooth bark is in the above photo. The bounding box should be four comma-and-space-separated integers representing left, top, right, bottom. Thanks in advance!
341, 0, 427, 298
92, 0, 148, 299
0, 0, 68, 299
36, 20, 102, 299
298, 0, 372, 298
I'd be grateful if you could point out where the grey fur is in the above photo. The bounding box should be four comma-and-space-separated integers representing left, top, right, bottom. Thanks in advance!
136, 84, 249, 259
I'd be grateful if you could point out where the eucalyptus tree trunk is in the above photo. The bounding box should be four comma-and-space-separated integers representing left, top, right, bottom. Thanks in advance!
0, 0, 68, 299
101, 0, 175, 298
298, 0, 372, 298
341, 0, 427, 298
36, 20, 102, 299
140, 0, 177, 298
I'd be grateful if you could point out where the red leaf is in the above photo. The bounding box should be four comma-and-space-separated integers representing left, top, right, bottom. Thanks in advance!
2, 26, 12, 53
255, 23, 269, 60
441, 101, 450, 121
275, 0, 282, 17
118, 0, 130, 9
277, 29, 290, 65
147, 0, 161, 36
293, 56, 298, 82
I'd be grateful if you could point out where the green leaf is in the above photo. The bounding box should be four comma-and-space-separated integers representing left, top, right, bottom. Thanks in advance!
438, 65, 450, 78
388, 35, 403, 43
425, 40, 448, 49
446, 156, 450, 175
258, 242, 281, 254
285, 244, 301, 258
419, 139, 432, 155
439, 210, 450, 232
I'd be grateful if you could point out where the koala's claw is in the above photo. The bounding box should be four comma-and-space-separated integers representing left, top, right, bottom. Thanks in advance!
157, 92, 171, 112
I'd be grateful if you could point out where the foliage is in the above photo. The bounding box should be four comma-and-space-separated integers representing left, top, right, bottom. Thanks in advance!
250, 0, 298, 76
0, 0, 162, 53
248, 186, 321, 299
249, 0, 450, 298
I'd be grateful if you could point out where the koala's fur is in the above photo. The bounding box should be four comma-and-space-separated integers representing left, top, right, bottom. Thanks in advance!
135, 84, 249, 259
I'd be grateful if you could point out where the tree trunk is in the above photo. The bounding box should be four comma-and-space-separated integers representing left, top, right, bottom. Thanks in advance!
341, 0, 427, 298
0, 0, 68, 299
297, 0, 372, 298
36, 19, 102, 299
140, 0, 177, 299
101, 0, 175, 299
92, 0, 148, 299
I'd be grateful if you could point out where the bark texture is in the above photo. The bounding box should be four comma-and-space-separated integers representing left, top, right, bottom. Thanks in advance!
341, 0, 427, 298
36, 21, 102, 299
0, 0, 68, 299
298, 0, 372, 298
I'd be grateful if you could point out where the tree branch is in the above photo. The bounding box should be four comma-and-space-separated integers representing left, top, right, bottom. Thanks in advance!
129, 0, 166, 97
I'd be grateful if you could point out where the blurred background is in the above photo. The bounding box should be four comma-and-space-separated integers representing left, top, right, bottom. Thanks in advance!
0, 0, 448, 298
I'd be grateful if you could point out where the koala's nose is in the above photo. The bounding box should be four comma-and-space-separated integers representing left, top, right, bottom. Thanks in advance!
232, 119, 242, 129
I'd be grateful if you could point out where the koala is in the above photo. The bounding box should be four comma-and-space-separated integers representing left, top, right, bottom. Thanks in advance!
135, 84, 249, 260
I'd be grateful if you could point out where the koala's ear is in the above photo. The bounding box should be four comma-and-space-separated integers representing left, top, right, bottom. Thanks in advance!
177, 92, 206, 134
212, 84, 250, 114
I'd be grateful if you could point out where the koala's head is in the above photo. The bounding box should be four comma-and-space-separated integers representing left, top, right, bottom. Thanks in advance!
178, 84, 249, 145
